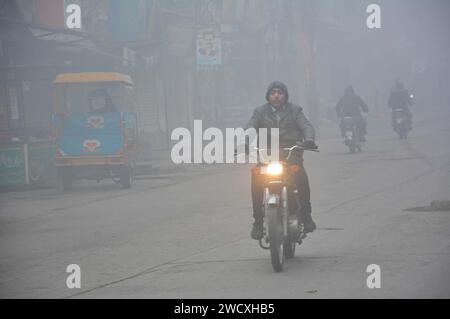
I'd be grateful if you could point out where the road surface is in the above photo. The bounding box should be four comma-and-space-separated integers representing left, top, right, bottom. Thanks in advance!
1, 110, 449, 299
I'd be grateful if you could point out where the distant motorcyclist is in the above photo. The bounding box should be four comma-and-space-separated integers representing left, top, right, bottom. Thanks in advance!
245, 81, 317, 240
336, 86, 369, 142
388, 81, 413, 129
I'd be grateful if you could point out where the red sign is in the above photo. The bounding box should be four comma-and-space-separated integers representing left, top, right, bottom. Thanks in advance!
34, 0, 64, 29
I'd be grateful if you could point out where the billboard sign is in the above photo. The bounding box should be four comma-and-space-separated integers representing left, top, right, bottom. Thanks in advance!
196, 30, 222, 66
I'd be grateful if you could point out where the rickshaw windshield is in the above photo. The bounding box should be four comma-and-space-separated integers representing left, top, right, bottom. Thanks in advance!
54, 82, 135, 114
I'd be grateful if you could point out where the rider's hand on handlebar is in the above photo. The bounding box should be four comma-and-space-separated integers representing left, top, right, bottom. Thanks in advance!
303, 140, 318, 150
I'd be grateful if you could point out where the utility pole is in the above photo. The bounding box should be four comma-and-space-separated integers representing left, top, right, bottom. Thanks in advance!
295, 1, 319, 135
193, 1, 200, 121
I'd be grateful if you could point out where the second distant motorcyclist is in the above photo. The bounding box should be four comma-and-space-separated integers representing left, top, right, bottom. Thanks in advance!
388, 80, 414, 130
336, 86, 369, 142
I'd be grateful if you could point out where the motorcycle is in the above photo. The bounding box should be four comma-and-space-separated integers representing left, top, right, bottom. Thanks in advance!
253, 144, 318, 272
341, 116, 364, 153
392, 109, 410, 139
392, 94, 414, 140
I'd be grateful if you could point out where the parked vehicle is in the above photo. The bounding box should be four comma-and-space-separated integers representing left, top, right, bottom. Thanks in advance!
52, 72, 138, 190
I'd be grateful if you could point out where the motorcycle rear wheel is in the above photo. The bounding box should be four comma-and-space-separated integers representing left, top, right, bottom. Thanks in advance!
284, 236, 296, 259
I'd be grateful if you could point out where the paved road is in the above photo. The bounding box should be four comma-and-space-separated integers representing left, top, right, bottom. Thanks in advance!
1, 111, 449, 299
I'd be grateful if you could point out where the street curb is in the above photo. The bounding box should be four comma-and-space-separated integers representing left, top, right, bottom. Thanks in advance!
133, 163, 188, 176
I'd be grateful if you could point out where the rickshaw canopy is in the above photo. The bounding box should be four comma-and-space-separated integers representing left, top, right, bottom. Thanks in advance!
53, 72, 133, 86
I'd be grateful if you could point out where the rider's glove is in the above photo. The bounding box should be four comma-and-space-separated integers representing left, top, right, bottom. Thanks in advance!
303, 140, 318, 150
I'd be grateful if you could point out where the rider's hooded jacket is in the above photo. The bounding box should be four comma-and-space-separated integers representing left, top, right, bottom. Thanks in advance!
335, 86, 369, 118
388, 82, 413, 110
245, 81, 315, 154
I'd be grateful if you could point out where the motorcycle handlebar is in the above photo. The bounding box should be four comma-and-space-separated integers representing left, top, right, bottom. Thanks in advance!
255, 144, 319, 162
234, 144, 319, 158
255, 144, 319, 152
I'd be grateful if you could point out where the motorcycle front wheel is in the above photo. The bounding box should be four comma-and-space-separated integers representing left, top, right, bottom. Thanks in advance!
268, 205, 285, 272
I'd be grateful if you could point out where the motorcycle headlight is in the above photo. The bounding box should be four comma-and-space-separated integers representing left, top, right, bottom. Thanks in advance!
261, 163, 284, 176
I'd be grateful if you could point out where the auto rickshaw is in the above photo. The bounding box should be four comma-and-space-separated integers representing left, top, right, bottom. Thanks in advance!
52, 72, 138, 190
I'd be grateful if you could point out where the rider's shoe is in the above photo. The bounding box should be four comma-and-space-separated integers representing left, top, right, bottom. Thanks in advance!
251, 221, 264, 240
303, 215, 316, 233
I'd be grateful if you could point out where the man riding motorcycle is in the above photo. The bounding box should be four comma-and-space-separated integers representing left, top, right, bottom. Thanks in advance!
245, 81, 318, 240
388, 80, 414, 130
335, 86, 369, 142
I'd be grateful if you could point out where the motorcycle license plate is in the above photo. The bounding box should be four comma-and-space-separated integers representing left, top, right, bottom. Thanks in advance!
268, 195, 278, 204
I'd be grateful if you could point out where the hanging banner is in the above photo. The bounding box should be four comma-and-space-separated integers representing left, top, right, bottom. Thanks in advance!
108, 0, 146, 42
196, 30, 222, 66
7, 86, 19, 121
34, 0, 82, 30
34, 0, 65, 29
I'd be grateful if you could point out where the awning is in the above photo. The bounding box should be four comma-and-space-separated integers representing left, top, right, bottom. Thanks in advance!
53, 72, 133, 85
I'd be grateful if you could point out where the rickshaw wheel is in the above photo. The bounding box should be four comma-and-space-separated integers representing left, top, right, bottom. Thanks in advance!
120, 167, 133, 188
59, 168, 74, 191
